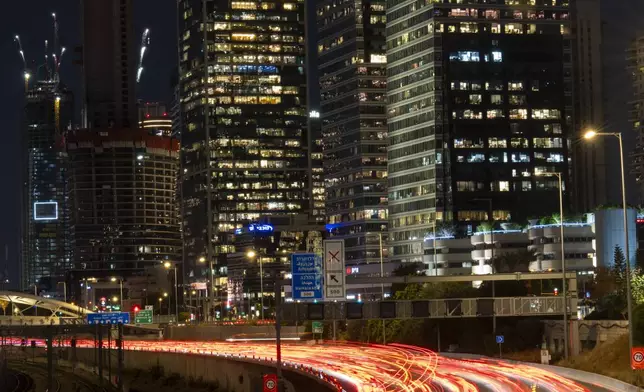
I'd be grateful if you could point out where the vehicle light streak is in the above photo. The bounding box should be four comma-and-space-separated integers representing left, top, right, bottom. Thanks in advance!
7, 338, 604, 391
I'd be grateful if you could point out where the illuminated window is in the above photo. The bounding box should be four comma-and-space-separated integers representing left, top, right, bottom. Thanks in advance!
491, 51, 502, 62
508, 81, 524, 91
505, 23, 523, 34
490, 95, 503, 105
232, 33, 256, 41
492, 181, 510, 192
511, 153, 530, 163
450, 51, 480, 62
532, 109, 561, 120
510, 138, 529, 148
469, 94, 482, 104
370, 54, 386, 63
231, 2, 257, 9
509, 109, 528, 120
533, 138, 563, 148
283, 3, 296, 10
466, 153, 486, 163
487, 109, 504, 119
488, 138, 506, 148
509, 95, 526, 105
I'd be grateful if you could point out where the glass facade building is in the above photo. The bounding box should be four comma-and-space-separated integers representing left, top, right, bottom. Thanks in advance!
177, 0, 308, 288
386, 0, 572, 263
317, 0, 389, 265
22, 81, 73, 290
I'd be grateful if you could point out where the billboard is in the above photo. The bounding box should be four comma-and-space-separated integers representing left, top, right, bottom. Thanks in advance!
34, 201, 58, 221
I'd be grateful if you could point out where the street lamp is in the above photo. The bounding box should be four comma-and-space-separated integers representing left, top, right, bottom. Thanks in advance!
199, 255, 215, 321
164, 262, 179, 323
536, 171, 569, 359
584, 129, 634, 354
247, 250, 263, 319
110, 277, 123, 310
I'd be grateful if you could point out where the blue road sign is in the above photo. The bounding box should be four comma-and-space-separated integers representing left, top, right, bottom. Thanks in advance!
496, 335, 504, 344
291, 253, 323, 300
87, 312, 130, 325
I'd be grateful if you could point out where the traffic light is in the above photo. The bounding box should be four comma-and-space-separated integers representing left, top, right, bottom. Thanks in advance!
131, 304, 141, 313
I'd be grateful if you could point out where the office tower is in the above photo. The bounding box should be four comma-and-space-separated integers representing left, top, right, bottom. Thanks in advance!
571, 0, 607, 211
22, 80, 73, 290
138, 102, 173, 136
306, 0, 324, 225
81, 0, 137, 129
317, 0, 389, 266
387, 1, 572, 264
65, 129, 181, 277
629, 35, 644, 202
177, 1, 308, 288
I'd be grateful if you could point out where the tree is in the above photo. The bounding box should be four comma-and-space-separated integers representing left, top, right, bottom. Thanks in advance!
613, 245, 627, 296
632, 272, 644, 305
492, 250, 534, 274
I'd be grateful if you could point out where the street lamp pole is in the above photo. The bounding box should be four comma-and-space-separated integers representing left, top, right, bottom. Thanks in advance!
379, 233, 386, 344
111, 277, 123, 310
539, 172, 568, 359
174, 267, 179, 322
585, 130, 634, 354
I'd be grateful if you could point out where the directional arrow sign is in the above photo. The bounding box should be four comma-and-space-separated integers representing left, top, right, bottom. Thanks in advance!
324, 240, 346, 300
291, 253, 323, 300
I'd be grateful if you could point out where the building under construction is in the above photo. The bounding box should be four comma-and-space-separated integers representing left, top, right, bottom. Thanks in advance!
64, 129, 181, 303
21, 80, 74, 291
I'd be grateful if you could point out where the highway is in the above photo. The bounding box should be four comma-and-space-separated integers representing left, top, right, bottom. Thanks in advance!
11, 339, 620, 391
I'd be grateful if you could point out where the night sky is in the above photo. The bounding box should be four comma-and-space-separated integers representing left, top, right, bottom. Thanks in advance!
0, 1, 177, 288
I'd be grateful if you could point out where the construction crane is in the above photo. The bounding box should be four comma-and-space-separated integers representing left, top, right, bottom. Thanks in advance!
137, 28, 150, 84
14, 35, 30, 91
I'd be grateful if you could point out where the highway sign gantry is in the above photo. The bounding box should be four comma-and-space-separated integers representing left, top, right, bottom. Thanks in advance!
291, 253, 323, 300
87, 312, 130, 325
134, 309, 153, 324
323, 240, 346, 300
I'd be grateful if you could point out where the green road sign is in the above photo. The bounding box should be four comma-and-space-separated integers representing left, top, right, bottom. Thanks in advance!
312, 321, 323, 334
134, 309, 153, 324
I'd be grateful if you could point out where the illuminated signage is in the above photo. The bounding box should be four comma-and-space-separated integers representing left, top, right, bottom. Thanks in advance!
34, 202, 58, 221
190, 282, 207, 290
346, 267, 360, 275
248, 223, 274, 233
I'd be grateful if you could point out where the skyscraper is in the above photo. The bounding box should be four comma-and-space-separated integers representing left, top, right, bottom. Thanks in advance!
386, 1, 572, 264
22, 80, 73, 291
177, 1, 308, 289
317, 0, 389, 266
571, 0, 607, 212
81, 0, 137, 129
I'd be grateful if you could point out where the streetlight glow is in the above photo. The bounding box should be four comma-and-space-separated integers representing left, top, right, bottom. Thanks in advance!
247, 250, 256, 258
199, 256, 206, 263
163, 261, 172, 269
110, 277, 117, 282
112, 296, 118, 302
584, 130, 597, 139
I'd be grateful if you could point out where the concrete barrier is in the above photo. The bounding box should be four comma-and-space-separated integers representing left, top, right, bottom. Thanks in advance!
441, 353, 641, 392
66, 347, 337, 392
